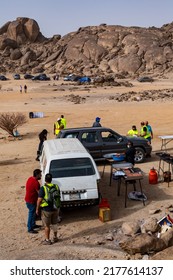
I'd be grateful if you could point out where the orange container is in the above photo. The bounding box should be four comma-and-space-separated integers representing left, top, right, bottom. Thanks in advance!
149, 168, 158, 184
99, 198, 111, 222
99, 207, 111, 222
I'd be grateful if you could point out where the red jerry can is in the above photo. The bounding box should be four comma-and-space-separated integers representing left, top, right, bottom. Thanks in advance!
149, 168, 158, 184
99, 198, 110, 208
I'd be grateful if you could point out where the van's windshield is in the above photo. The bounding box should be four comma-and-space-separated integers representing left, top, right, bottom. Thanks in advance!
49, 157, 96, 178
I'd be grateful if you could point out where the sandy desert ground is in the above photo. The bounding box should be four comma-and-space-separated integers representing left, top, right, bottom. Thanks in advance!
1, 74, 173, 260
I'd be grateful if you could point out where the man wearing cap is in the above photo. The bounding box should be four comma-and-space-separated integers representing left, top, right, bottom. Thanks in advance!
25, 169, 42, 234
92, 117, 102, 127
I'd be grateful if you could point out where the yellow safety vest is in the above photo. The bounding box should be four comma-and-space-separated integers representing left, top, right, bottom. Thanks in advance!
54, 121, 60, 135
40, 183, 60, 208
140, 126, 151, 139
61, 118, 66, 128
127, 129, 138, 136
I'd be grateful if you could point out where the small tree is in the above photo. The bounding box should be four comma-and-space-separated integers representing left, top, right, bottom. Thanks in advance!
0, 113, 28, 136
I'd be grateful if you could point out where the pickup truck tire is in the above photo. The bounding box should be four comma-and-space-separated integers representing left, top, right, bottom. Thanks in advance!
134, 147, 145, 163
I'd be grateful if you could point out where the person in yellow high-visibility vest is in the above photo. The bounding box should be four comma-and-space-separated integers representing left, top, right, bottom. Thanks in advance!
36, 173, 61, 245
140, 122, 151, 143
54, 118, 64, 137
60, 115, 66, 128
127, 125, 138, 137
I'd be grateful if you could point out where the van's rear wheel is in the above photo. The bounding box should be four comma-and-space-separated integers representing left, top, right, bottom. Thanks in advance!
135, 148, 145, 163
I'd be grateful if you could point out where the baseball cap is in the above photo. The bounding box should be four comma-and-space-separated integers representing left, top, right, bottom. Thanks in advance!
96, 117, 101, 121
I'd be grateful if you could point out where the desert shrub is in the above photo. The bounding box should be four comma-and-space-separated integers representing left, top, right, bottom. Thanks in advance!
0, 113, 27, 136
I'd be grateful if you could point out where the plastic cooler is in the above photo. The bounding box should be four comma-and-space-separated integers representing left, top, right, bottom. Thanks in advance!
112, 154, 125, 161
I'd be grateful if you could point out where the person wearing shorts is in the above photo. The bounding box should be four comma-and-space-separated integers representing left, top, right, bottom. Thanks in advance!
36, 173, 60, 245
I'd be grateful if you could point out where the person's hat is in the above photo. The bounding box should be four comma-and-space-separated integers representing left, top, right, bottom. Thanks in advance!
57, 118, 61, 121
96, 117, 101, 121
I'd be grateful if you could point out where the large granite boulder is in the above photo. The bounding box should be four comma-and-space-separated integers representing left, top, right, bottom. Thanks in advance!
1, 19, 173, 75
0, 37, 17, 50
10, 49, 22, 60
3, 17, 44, 45
119, 233, 166, 255
23, 18, 40, 42
0, 21, 11, 35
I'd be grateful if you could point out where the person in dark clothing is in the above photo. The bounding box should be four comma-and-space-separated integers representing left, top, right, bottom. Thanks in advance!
125, 140, 136, 165
36, 129, 48, 161
92, 117, 102, 127
24, 84, 27, 93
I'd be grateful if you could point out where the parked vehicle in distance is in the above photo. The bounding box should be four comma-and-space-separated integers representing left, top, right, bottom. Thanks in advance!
137, 76, 154, 82
57, 127, 152, 163
32, 73, 50, 81
64, 74, 81, 81
24, 74, 34, 79
64, 74, 91, 83
78, 77, 91, 83
0, 75, 7, 81
40, 138, 100, 207
13, 74, 20, 80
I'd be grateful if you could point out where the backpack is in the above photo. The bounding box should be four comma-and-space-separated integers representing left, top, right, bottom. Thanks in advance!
44, 184, 61, 209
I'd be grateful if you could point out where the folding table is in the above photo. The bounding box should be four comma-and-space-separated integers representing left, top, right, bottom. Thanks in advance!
158, 135, 173, 151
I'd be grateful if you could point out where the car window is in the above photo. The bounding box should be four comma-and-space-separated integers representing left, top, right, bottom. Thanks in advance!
64, 132, 78, 138
101, 131, 119, 142
49, 158, 95, 177
81, 132, 98, 143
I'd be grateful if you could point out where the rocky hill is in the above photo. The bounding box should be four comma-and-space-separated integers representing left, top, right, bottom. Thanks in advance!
1, 17, 173, 77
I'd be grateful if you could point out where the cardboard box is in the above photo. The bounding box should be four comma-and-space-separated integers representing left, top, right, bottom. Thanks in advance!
99, 207, 111, 222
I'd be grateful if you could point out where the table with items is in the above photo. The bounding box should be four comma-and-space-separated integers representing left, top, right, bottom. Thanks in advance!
102, 153, 127, 178
102, 153, 146, 207
112, 165, 145, 208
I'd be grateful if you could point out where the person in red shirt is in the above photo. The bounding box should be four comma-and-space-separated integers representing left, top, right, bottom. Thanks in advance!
25, 169, 42, 234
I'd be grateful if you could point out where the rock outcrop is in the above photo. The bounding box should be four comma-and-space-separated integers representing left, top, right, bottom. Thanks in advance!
1, 18, 173, 77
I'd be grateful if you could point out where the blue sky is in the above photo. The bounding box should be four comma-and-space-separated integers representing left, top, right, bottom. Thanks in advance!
0, 0, 173, 37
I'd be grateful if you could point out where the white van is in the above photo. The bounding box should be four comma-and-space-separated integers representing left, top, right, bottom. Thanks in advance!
39, 138, 100, 207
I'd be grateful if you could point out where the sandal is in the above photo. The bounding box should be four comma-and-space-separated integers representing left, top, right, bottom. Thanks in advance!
42, 239, 52, 245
